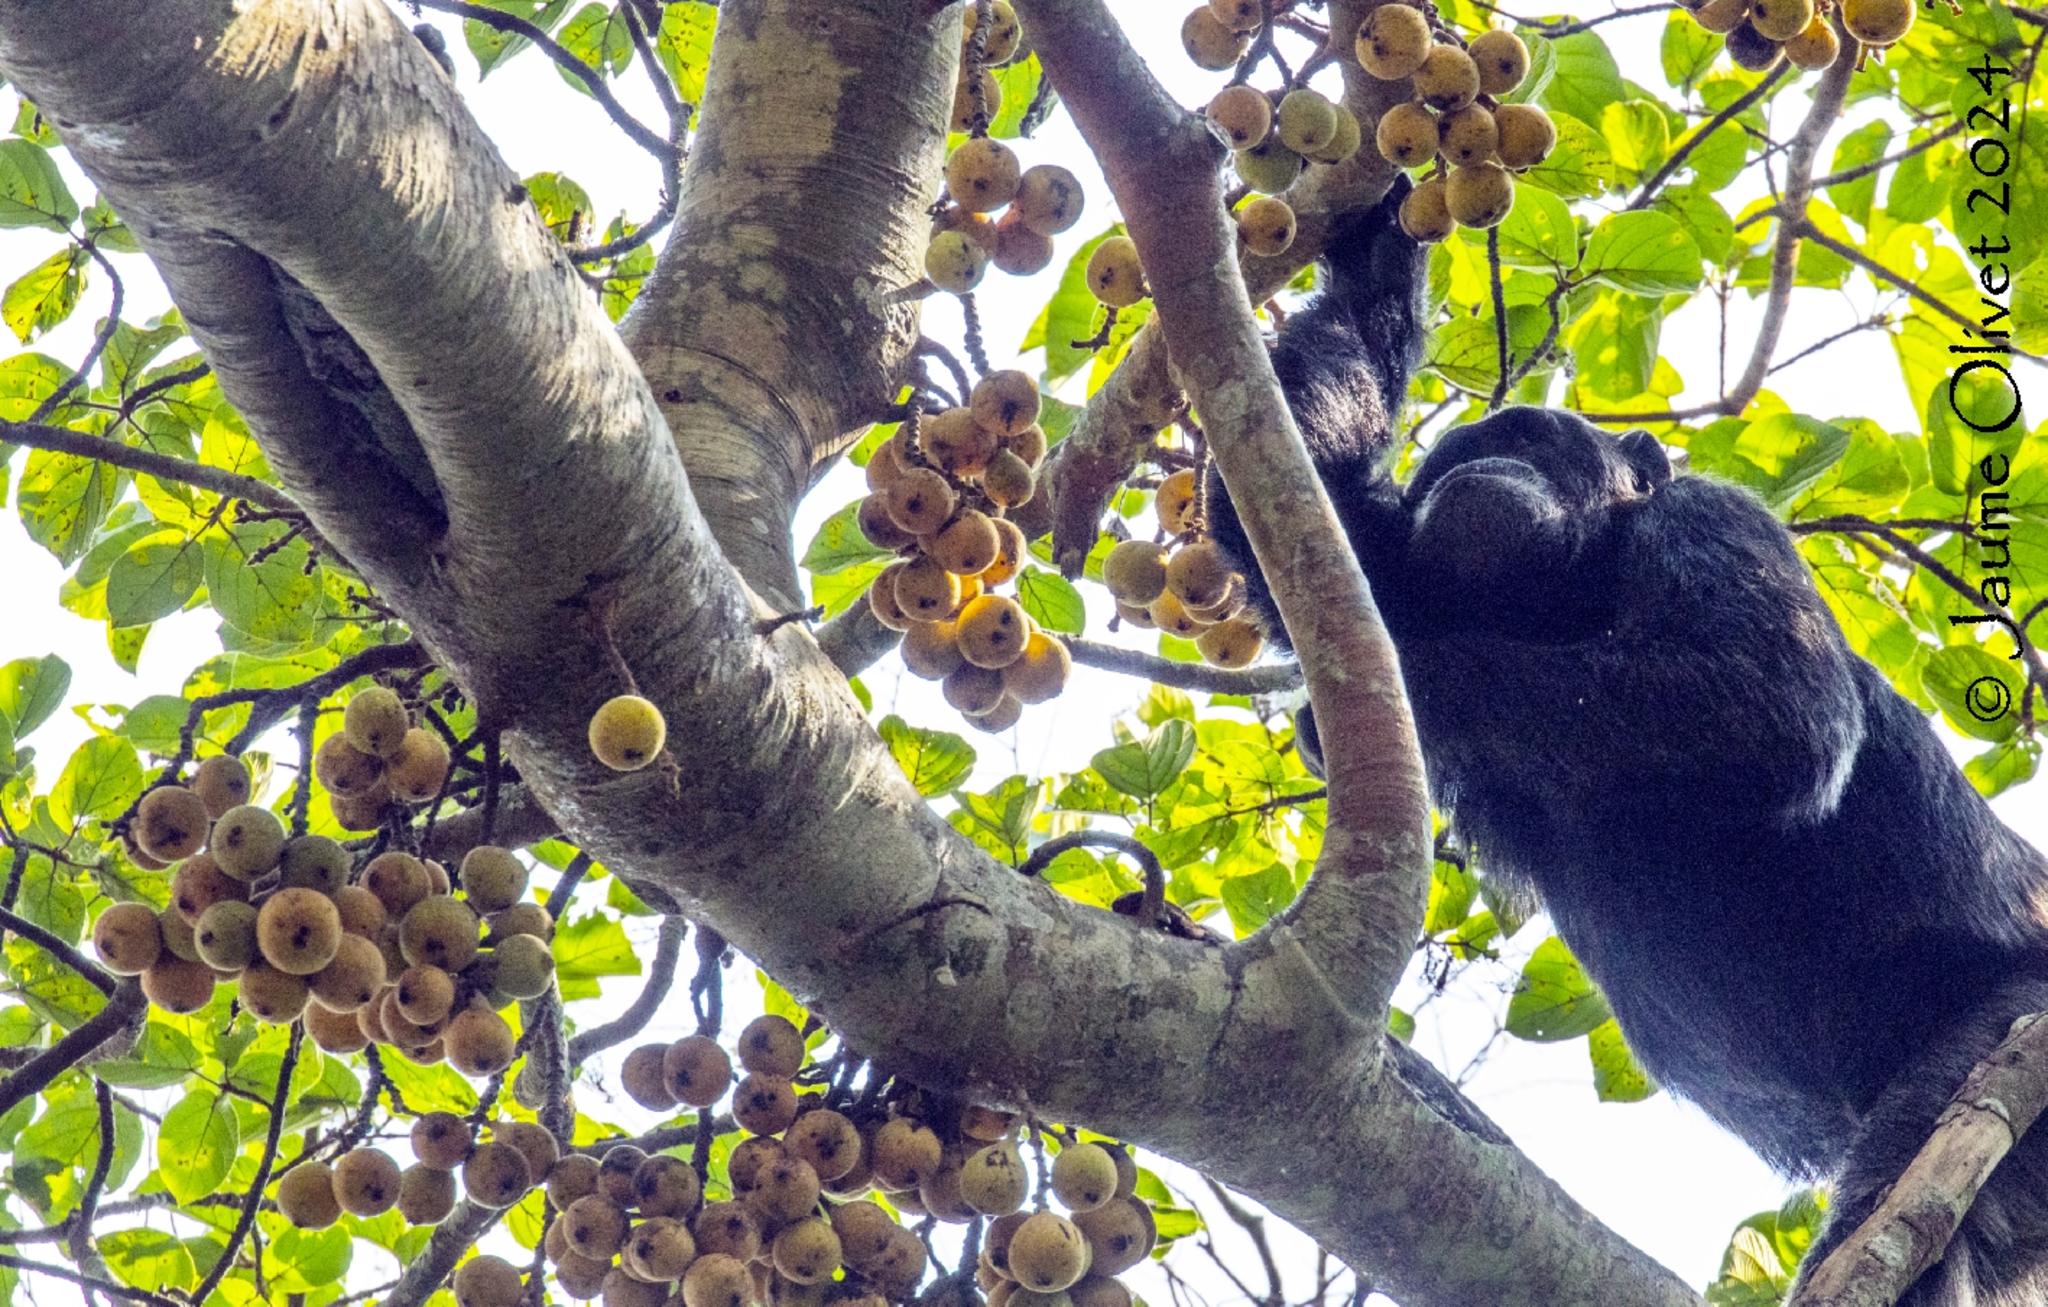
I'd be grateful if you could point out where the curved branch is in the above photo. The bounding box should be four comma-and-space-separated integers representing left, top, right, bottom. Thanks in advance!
1021, 0, 1412, 570
0, 905, 116, 996
1628, 64, 1788, 211
567, 915, 688, 1064
190, 1026, 301, 1307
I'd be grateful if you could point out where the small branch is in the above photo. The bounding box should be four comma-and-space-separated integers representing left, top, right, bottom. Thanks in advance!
28, 243, 122, 425
1809, 118, 1962, 189
0, 1254, 180, 1307
1629, 65, 1788, 210
0, 980, 144, 1121
1486, 228, 1510, 411
1018, 831, 1165, 928
0, 418, 299, 513
1065, 638, 1303, 695
0, 905, 117, 996
411, 0, 676, 163
419, 783, 560, 863
1202, 1176, 1285, 1307
544, 851, 594, 921
1789, 1011, 2048, 1306
1797, 221, 2044, 362
190, 1026, 302, 1307
567, 915, 688, 1064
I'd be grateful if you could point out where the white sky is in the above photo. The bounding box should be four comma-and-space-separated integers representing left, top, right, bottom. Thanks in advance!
1, 3, 2044, 1304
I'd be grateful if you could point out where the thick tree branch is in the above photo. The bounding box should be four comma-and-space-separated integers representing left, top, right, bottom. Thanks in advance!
0, 6, 1695, 1306
1020, 0, 1411, 571
620, 0, 957, 608
1789, 1013, 2048, 1307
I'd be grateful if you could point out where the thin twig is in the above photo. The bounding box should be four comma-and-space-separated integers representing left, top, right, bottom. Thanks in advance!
190, 1026, 303, 1307
567, 916, 688, 1065
0, 418, 298, 513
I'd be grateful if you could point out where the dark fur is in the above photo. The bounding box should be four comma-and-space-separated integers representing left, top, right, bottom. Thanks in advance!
1204, 183, 2048, 1304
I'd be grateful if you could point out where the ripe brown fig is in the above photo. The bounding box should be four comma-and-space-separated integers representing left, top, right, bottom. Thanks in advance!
1155, 469, 1198, 535
1414, 44, 1481, 110
460, 845, 528, 912
1237, 196, 1297, 256
1439, 103, 1500, 167
956, 595, 1031, 670
1002, 631, 1072, 706
1008, 1212, 1089, 1292
387, 727, 452, 801
692, 1202, 762, 1262
1085, 237, 1145, 308
622, 1043, 679, 1111
1050, 1142, 1119, 1212
445, 1004, 518, 1076
1355, 3, 1432, 79
141, 956, 216, 1013
1842, 0, 1913, 43
1102, 540, 1169, 606
900, 618, 966, 680
1784, 14, 1842, 66
1724, 19, 1786, 69
399, 895, 480, 972
732, 1074, 800, 1135
772, 1217, 842, 1285
785, 1108, 862, 1181
1013, 165, 1085, 237
1181, 7, 1249, 69
1446, 161, 1515, 228
1469, 28, 1532, 94
663, 1034, 734, 1108
566, 1194, 632, 1260
946, 138, 1021, 214
344, 686, 411, 759
634, 1153, 702, 1218
333, 1147, 403, 1216
135, 785, 211, 862
171, 853, 245, 923
870, 1118, 943, 1190
931, 511, 1003, 577
398, 1162, 458, 1224
1494, 103, 1558, 170
681, 1253, 753, 1307
314, 734, 383, 797
257, 886, 343, 975
93, 902, 163, 976
626, 1215, 699, 1282
1206, 84, 1272, 149
462, 1140, 533, 1208
943, 663, 1008, 717
1165, 541, 1236, 610
737, 1014, 805, 1078
191, 755, 252, 820
276, 1161, 343, 1229
453, 1255, 524, 1307
309, 932, 387, 1012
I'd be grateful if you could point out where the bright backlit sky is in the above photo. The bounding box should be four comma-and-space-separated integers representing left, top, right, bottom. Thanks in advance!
1, 4, 2044, 1303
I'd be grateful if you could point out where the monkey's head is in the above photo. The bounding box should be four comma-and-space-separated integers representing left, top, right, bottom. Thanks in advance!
1398, 407, 1672, 619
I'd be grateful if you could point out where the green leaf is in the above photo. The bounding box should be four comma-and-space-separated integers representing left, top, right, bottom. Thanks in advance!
1220, 862, 1294, 936
1015, 566, 1085, 635
0, 350, 70, 419
1690, 413, 1852, 513
0, 139, 78, 232
878, 714, 976, 797
801, 499, 889, 575
17, 447, 118, 565
1423, 858, 1478, 935
1826, 120, 1892, 228
1521, 113, 1615, 199
1091, 720, 1195, 800
552, 912, 640, 1001
2, 245, 83, 343
809, 555, 889, 621
655, 2, 718, 108
1659, 9, 1720, 88
0, 654, 70, 739
1599, 100, 1669, 180
106, 530, 205, 628
203, 530, 321, 646
264, 1225, 352, 1293
1581, 211, 1702, 295
1505, 936, 1613, 1041
1537, 30, 1625, 131
555, 2, 633, 91
1498, 27, 1557, 105
1922, 645, 2024, 742
158, 1091, 238, 1204
1494, 184, 1577, 269
523, 171, 593, 243
986, 56, 1044, 140
1589, 1018, 1655, 1102
954, 775, 1040, 852
465, 0, 575, 77
49, 735, 141, 830
101, 1230, 197, 1294
94, 1021, 205, 1089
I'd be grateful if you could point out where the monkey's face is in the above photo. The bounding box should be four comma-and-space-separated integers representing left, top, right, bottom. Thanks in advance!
1397, 408, 1671, 617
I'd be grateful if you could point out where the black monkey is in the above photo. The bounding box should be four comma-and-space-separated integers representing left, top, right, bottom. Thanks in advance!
1204, 183, 2048, 1305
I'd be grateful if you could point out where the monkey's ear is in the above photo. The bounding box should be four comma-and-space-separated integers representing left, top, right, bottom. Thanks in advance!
1618, 430, 1673, 492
